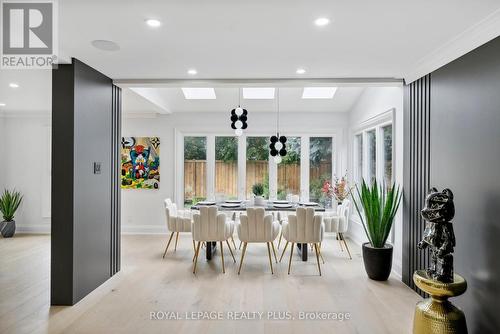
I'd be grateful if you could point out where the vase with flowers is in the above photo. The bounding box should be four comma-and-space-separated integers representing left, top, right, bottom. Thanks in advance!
320, 172, 354, 208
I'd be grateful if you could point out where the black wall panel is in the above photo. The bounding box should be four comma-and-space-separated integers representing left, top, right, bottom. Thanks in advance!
51, 59, 121, 305
430, 37, 500, 333
403, 36, 500, 333
403, 74, 431, 295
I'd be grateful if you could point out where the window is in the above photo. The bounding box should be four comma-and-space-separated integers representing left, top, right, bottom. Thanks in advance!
367, 130, 376, 185
215, 136, 238, 199
382, 125, 393, 187
354, 134, 363, 187
277, 137, 301, 200
184, 136, 207, 206
309, 137, 333, 204
353, 119, 393, 190
246, 137, 269, 198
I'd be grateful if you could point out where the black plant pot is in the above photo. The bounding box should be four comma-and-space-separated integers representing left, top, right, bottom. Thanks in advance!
362, 242, 393, 281
1, 220, 16, 238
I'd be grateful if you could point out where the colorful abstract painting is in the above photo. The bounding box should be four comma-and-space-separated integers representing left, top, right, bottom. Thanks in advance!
121, 137, 160, 189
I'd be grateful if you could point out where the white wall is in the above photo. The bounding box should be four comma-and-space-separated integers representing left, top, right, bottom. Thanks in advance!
2, 115, 51, 232
346, 87, 404, 277
0, 114, 5, 190
121, 111, 349, 233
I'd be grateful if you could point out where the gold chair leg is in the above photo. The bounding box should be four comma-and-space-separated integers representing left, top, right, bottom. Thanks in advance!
271, 242, 278, 263
174, 232, 179, 251
340, 233, 352, 260
226, 240, 236, 263
163, 232, 175, 258
338, 233, 344, 251
193, 241, 201, 274
267, 242, 274, 274
231, 236, 237, 249
192, 240, 196, 262
220, 241, 225, 274
314, 243, 322, 276
238, 242, 247, 275
239, 241, 242, 250
277, 231, 283, 249
318, 246, 325, 264
288, 243, 294, 275
279, 241, 289, 262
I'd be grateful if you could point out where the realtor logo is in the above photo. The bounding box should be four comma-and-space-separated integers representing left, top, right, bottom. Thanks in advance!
1, 0, 58, 69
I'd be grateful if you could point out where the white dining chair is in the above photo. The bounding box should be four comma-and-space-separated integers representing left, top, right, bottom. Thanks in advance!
163, 199, 194, 258
280, 207, 324, 275
192, 206, 236, 274
237, 208, 280, 274
323, 199, 352, 259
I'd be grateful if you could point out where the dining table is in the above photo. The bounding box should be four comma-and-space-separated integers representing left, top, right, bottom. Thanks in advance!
191, 201, 326, 262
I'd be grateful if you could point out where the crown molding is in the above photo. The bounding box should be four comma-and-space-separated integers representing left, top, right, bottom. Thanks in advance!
404, 8, 500, 84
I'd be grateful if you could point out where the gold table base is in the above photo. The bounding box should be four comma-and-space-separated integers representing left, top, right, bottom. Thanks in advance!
413, 270, 468, 334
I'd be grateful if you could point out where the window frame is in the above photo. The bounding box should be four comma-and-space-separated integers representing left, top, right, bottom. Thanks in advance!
175, 130, 337, 206
352, 109, 394, 189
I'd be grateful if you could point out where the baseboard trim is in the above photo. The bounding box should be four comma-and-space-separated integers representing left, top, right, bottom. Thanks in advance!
121, 224, 168, 234
16, 224, 51, 234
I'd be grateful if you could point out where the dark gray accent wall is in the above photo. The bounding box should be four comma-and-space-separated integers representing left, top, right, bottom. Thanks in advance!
51, 58, 121, 305
403, 75, 431, 295
430, 37, 500, 334
404, 36, 500, 333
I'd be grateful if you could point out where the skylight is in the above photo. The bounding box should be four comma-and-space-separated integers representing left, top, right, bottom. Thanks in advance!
181, 88, 216, 99
302, 87, 337, 99
242, 88, 275, 99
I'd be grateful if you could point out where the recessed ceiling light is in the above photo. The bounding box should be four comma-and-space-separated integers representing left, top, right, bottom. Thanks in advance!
243, 88, 275, 99
182, 88, 216, 100
187, 69, 197, 75
0, 103, 6, 107
145, 19, 161, 27
91, 40, 120, 51
9, 83, 19, 88
302, 87, 337, 99
314, 17, 330, 26
296, 68, 306, 74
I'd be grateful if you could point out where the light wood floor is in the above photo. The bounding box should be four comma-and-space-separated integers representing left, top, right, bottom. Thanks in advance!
0, 234, 420, 334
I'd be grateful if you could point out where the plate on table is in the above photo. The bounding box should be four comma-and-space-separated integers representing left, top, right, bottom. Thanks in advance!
273, 203, 293, 209
300, 202, 318, 206
273, 200, 289, 204
221, 203, 241, 208
225, 200, 243, 204
197, 201, 216, 206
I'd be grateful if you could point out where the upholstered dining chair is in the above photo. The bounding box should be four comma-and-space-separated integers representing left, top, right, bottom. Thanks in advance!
323, 199, 352, 259
236, 208, 280, 274
280, 207, 324, 275
163, 199, 194, 258
192, 206, 236, 274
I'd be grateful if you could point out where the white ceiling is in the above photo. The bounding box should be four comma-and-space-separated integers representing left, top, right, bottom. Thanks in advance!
125, 87, 365, 114
2, 1, 500, 114
57, 0, 500, 81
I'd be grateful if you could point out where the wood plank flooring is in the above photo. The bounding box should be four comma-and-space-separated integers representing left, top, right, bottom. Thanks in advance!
0, 234, 420, 334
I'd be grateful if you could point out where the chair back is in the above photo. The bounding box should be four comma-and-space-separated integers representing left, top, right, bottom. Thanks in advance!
338, 200, 350, 233
164, 198, 178, 230
286, 207, 323, 243
192, 206, 229, 241
238, 208, 277, 242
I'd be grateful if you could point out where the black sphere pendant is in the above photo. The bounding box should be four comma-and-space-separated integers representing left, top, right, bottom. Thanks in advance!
270, 133, 287, 157
230, 106, 248, 135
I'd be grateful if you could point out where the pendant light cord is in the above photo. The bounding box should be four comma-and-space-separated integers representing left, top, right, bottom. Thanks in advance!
277, 88, 280, 135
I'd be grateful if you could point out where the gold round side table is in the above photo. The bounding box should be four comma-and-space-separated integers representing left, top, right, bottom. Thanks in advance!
413, 270, 468, 334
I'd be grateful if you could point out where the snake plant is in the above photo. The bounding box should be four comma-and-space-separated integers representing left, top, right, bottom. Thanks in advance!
351, 179, 402, 248
0, 189, 23, 222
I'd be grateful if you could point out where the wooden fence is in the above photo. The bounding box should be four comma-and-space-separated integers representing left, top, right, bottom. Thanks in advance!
184, 160, 332, 201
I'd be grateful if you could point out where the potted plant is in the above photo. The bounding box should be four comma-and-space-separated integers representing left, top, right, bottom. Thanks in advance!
352, 180, 402, 281
252, 183, 265, 206
0, 189, 23, 238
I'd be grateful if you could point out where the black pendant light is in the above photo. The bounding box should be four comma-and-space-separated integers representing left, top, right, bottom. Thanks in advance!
269, 88, 287, 163
230, 88, 248, 136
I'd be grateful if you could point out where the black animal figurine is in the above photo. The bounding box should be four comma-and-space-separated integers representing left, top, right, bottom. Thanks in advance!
418, 188, 456, 283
